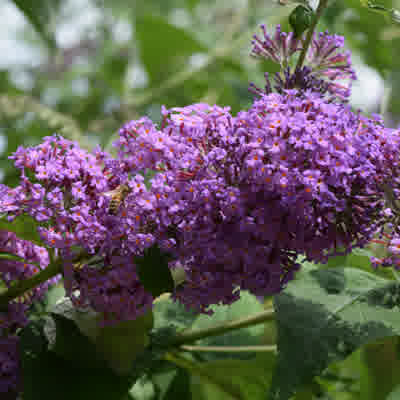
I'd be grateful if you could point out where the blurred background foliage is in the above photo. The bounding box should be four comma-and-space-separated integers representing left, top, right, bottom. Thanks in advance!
1, 0, 400, 189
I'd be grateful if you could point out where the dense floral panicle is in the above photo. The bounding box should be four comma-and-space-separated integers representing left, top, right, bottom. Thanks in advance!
234, 90, 397, 261
71, 258, 154, 326
114, 103, 302, 312
114, 90, 400, 313
250, 25, 356, 101
1, 136, 158, 323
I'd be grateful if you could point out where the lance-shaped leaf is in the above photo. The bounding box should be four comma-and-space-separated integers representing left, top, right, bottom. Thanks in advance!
0, 215, 43, 246
0, 251, 38, 265
269, 264, 400, 400
20, 319, 132, 400
50, 313, 108, 370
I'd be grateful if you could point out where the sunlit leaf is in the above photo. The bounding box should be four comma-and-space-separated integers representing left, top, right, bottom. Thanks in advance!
387, 383, 400, 400
188, 354, 276, 400
190, 291, 265, 360
153, 293, 198, 331
270, 265, 400, 399
0, 214, 43, 246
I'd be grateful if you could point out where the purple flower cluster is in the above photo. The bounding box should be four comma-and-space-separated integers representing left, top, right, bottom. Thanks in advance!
233, 91, 395, 260
1, 136, 156, 324
250, 25, 356, 101
112, 92, 399, 312
0, 230, 55, 396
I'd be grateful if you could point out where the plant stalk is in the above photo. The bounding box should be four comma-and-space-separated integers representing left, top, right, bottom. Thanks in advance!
295, 0, 330, 71
180, 344, 277, 353
171, 308, 274, 346
0, 250, 87, 307
0, 260, 62, 306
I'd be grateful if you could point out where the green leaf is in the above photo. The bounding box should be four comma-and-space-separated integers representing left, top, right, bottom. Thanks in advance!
130, 377, 156, 400
50, 313, 108, 370
151, 366, 193, 400
153, 293, 198, 331
289, 5, 314, 38
20, 319, 132, 400
190, 291, 265, 360
44, 284, 66, 310
269, 266, 400, 400
0, 214, 43, 246
357, 0, 400, 25
189, 354, 276, 400
95, 310, 154, 376
100, 45, 130, 95
135, 15, 207, 85
135, 244, 175, 298
11, 0, 59, 50
0, 251, 33, 264
344, 248, 374, 271
20, 318, 48, 360
152, 370, 178, 399
47, 297, 154, 377
362, 337, 400, 400
323, 253, 348, 268
161, 368, 192, 400
387, 384, 400, 400
185, 0, 200, 11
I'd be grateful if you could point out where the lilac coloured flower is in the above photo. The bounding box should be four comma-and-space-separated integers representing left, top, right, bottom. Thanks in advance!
231, 90, 395, 261
114, 102, 301, 312
250, 25, 357, 101
1, 135, 161, 324
251, 24, 300, 67
113, 88, 400, 313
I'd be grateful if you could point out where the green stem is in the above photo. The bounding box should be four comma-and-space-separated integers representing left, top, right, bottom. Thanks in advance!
171, 308, 274, 346
180, 344, 277, 353
0, 251, 87, 307
295, 0, 330, 71
0, 260, 62, 306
